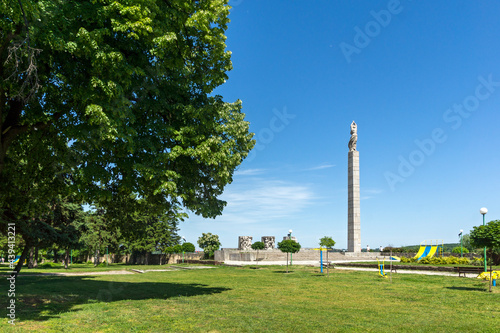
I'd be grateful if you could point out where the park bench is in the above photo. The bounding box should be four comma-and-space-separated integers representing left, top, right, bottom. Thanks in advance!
321, 262, 335, 268
455, 266, 483, 277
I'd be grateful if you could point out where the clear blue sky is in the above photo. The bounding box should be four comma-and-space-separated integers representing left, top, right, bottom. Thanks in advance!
180, 0, 500, 250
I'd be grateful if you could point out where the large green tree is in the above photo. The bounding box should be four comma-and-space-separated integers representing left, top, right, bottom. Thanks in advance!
1, 0, 254, 272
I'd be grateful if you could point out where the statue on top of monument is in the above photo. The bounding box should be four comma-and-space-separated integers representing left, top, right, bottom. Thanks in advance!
348, 121, 357, 152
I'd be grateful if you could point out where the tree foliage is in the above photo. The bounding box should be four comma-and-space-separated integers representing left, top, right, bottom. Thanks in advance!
319, 236, 336, 249
470, 220, 500, 250
1, 0, 254, 272
251, 241, 265, 250
197, 232, 220, 258
461, 233, 472, 251
182, 242, 195, 253
277, 240, 301, 254
452, 246, 469, 254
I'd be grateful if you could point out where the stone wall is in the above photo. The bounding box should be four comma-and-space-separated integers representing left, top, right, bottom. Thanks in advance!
215, 249, 381, 262
86, 252, 204, 265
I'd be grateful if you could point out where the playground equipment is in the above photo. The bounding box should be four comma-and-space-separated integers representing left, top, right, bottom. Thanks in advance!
377, 258, 388, 278
414, 240, 443, 260
477, 271, 499, 281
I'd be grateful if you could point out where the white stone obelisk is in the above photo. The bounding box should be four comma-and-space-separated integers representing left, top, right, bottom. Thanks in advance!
348, 121, 361, 252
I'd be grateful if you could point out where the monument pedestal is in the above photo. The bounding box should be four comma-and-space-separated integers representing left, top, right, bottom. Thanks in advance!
348, 150, 361, 252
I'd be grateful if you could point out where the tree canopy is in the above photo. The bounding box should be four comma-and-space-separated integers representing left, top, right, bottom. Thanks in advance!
277, 239, 301, 254
251, 241, 265, 250
197, 232, 220, 258
1, 0, 254, 274
470, 220, 500, 250
319, 236, 336, 249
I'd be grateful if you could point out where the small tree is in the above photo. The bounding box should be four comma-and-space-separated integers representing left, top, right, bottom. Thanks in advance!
251, 241, 265, 250
277, 240, 301, 273
197, 233, 221, 259
251, 241, 265, 265
182, 242, 195, 253
173, 245, 183, 253
319, 236, 336, 277
470, 220, 500, 265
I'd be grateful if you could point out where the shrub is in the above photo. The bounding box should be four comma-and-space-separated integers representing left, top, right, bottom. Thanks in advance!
415, 256, 470, 265
400, 257, 417, 263
39, 262, 61, 269
452, 247, 469, 254
471, 257, 484, 266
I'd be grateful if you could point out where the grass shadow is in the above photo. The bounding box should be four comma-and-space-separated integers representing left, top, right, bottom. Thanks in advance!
10, 275, 231, 322
445, 286, 485, 292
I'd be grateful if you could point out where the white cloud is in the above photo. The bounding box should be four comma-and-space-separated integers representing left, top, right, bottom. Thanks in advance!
306, 163, 336, 171
212, 179, 315, 224
360, 188, 384, 200
234, 168, 266, 176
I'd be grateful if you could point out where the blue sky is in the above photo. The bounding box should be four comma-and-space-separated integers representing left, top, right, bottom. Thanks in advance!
179, 0, 500, 250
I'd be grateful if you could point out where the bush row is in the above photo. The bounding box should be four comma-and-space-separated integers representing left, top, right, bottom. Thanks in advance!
400, 256, 484, 266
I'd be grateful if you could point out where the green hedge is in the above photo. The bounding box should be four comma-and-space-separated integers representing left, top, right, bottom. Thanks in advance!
400, 256, 471, 265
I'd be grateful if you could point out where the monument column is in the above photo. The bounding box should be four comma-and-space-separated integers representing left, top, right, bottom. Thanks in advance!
348, 121, 361, 252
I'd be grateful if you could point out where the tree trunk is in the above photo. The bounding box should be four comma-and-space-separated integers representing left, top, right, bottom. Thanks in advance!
94, 249, 100, 266
12, 243, 31, 277
53, 249, 58, 263
64, 249, 69, 269
28, 246, 34, 268
33, 246, 39, 268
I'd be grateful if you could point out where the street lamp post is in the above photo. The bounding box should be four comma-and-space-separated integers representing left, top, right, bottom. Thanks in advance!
288, 229, 293, 266
459, 229, 463, 258
480, 208, 488, 272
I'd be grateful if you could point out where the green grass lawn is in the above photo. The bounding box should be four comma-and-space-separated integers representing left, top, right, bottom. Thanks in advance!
2, 265, 499, 332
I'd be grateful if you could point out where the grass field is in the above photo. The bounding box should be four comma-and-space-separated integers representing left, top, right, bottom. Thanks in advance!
2, 265, 499, 332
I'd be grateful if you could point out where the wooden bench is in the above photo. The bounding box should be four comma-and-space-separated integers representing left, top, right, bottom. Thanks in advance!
455, 267, 483, 277
321, 262, 334, 268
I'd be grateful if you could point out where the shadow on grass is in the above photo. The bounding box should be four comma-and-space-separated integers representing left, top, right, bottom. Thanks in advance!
445, 286, 485, 291
11, 275, 231, 322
